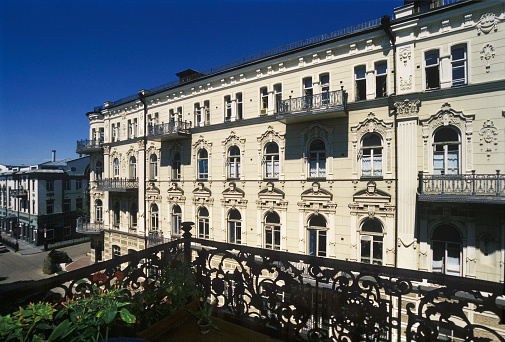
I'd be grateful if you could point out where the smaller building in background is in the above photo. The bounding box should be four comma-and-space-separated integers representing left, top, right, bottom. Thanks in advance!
0, 151, 90, 245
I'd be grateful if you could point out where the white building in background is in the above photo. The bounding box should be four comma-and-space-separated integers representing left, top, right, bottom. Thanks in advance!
78, 0, 504, 283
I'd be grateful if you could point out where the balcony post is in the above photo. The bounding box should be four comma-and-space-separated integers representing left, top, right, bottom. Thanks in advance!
496, 170, 500, 197
441, 171, 445, 195
182, 221, 194, 266
472, 170, 476, 196
418, 171, 424, 194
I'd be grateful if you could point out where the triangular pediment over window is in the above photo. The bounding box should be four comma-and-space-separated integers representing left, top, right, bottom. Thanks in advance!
353, 181, 391, 205
222, 182, 245, 201
258, 182, 285, 203
300, 182, 332, 203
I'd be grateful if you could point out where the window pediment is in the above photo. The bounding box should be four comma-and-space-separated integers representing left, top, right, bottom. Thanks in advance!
300, 182, 332, 203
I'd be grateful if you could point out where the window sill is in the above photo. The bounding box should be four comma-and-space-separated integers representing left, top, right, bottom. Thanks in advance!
360, 176, 383, 181
307, 177, 326, 181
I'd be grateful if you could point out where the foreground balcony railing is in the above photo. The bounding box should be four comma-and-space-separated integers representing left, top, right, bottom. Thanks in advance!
147, 120, 191, 141
95, 178, 138, 192
276, 89, 347, 122
76, 139, 104, 154
76, 218, 103, 234
1, 223, 503, 341
418, 171, 505, 203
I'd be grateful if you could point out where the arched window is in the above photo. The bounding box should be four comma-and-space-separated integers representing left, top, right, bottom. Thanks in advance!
113, 158, 120, 178
361, 133, 383, 176
308, 214, 326, 257
360, 219, 383, 265
150, 154, 158, 179
228, 209, 242, 244
197, 207, 209, 239
197, 149, 208, 179
264, 143, 279, 179
309, 139, 326, 178
129, 202, 137, 229
228, 146, 241, 179
129, 156, 136, 179
432, 225, 461, 276
150, 204, 159, 231
265, 212, 280, 250
95, 199, 103, 222
113, 201, 120, 227
433, 127, 460, 175
172, 152, 181, 180
172, 205, 182, 235
95, 161, 103, 180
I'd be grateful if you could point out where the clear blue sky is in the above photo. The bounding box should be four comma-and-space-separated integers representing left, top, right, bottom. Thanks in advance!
0, 0, 404, 166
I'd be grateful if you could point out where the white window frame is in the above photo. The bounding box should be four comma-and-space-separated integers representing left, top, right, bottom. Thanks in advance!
424, 49, 440, 90
264, 212, 281, 250
113, 158, 120, 178
150, 203, 159, 231
307, 214, 327, 257
197, 206, 209, 239
129, 156, 137, 179
375, 61, 387, 98
172, 205, 182, 235
227, 146, 241, 179
228, 209, 242, 244
197, 149, 209, 179
308, 139, 326, 178
450, 43, 467, 86
359, 219, 384, 265
354, 65, 366, 101
264, 142, 279, 179
150, 154, 158, 180
361, 133, 383, 177
432, 126, 461, 175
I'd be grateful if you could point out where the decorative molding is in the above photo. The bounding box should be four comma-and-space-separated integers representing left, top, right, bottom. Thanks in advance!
300, 122, 334, 178
394, 99, 420, 118
476, 13, 499, 35
479, 120, 498, 158
480, 44, 495, 73
222, 131, 246, 180
349, 44, 356, 55
257, 126, 285, 180
399, 48, 411, 66
399, 75, 412, 90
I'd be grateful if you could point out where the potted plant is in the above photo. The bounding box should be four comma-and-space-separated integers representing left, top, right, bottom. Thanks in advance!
192, 299, 218, 335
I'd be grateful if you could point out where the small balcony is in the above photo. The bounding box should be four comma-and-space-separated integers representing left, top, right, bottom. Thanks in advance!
75, 218, 103, 235
76, 139, 104, 154
418, 170, 505, 204
147, 120, 191, 141
276, 89, 347, 124
10, 188, 28, 198
95, 178, 138, 192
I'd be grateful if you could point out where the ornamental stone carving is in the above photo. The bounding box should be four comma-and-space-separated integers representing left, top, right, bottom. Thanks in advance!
394, 99, 420, 118
399, 48, 411, 66
479, 120, 498, 158
480, 44, 495, 73
400, 75, 412, 91
476, 13, 499, 35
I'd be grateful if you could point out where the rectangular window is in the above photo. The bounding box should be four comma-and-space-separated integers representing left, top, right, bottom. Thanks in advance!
224, 96, 232, 121
64, 180, 71, 191
76, 198, 83, 210
116, 123, 120, 141
76, 180, 82, 190
176, 107, 182, 122
260, 87, 268, 114
355, 66, 366, 101
63, 199, 71, 212
425, 51, 440, 89
194, 103, 202, 127
451, 45, 467, 86
303, 77, 313, 109
204, 100, 210, 125
46, 180, 54, 192
274, 84, 282, 113
375, 62, 387, 98
236, 93, 243, 120
128, 119, 132, 139
169, 109, 175, 123
320, 74, 330, 105
111, 124, 116, 142
308, 229, 326, 257
46, 200, 53, 214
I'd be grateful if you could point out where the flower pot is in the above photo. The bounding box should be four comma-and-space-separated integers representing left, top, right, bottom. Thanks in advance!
197, 319, 212, 335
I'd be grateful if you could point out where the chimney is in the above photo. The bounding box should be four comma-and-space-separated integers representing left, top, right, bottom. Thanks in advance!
52, 150, 56, 162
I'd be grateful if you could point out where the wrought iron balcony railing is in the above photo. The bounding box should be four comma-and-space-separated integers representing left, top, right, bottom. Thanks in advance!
76, 218, 103, 234
1, 222, 503, 341
276, 90, 347, 120
9, 188, 28, 198
147, 120, 191, 140
147, 231, 170, 247
76, 139, 104, 154
95, 178, 138, 192
418, 171, 505, 203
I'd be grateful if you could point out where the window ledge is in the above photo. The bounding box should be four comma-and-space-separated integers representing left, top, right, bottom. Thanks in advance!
360, 176, 384, 181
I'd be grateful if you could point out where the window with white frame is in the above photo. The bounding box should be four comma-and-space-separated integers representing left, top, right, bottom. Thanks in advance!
172, 205, 182, 235
360, 219, 383, 265
129, 156, 136, 179
130, 202, 137, 228
451, 44, 467, 86
425, 50, 440, 89
309, 139, 326, 178
96, 199, 103, 222
113, 158, 120, 178
149, 154, 158, 179
260, 87, 268, 114
433, 127, 460, 175
111, 123, 116, 142
375, 62, 387, 98
228, 146, 241, 179
432, 225, 462, 276
265, 212, 280, 250
274, 84, 282, 113
194, 103, 202, 127
113, 202, 120, 227
228, 209, 242, 244
204, 100, 210, 124
264, 143, 279, 179
95, 161, 103, 180
308, 214, 326, 257
355, 66, 366, 101
116, 123, 121, 141
172, 152, 181, 180
361, 133, 383, 177
224, 95, 232, 122
197, 149, 209, 179
303, 77, 313, 108
197, 207, 209, 239
150, 203, 159, 231
236, 94, 243, 120
320, 74, 330, 105
169, 109, 175, 124
176, 107, 182, 122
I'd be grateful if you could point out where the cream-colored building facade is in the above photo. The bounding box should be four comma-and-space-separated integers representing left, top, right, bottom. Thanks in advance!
78, 0, 505, 282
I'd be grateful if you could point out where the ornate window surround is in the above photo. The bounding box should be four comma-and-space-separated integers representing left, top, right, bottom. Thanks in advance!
351, 113, 393, 179
300, 122, 333, 179
221, 182, 248, 245
256, 182, 288, 250
222, 131, 246, 181
192, 182, 214, 239
166, 141, 183, 181
257, 126, 285, 180
420, 103, 474, 173
193, 136, 213, 181
167, 182, 185, 236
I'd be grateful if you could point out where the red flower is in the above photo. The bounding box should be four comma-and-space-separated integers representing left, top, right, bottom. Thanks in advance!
93, 272, 108, 285
115, 271, 125, 280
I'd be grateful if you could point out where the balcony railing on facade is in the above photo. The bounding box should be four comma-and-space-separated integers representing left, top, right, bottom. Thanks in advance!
147, 120, 191, 141
75, 218, 103, 235
1, 222, 504, 341
418, 170, 505, 204
95, 178, 138, 192
9, 188, 28, 198
76, 139, 104, 154
147, 230, 170, 247
276, 89, 347, 123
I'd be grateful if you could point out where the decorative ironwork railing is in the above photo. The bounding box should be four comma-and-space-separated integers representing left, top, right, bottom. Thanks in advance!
9, 188, 28, 197
1, 223, 503, 341
412, 0, 461, 13
95, 178, 138, 191
419, 171, 505, 197
147, 231, 170, 246
76, 218, 103, 234
76, 139, 103, 152
147, 120, 191, 138
276, 90, 347, 115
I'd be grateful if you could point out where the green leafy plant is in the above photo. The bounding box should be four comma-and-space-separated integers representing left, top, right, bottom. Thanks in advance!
192, 299, 219, 333
0, 302, 58, 342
